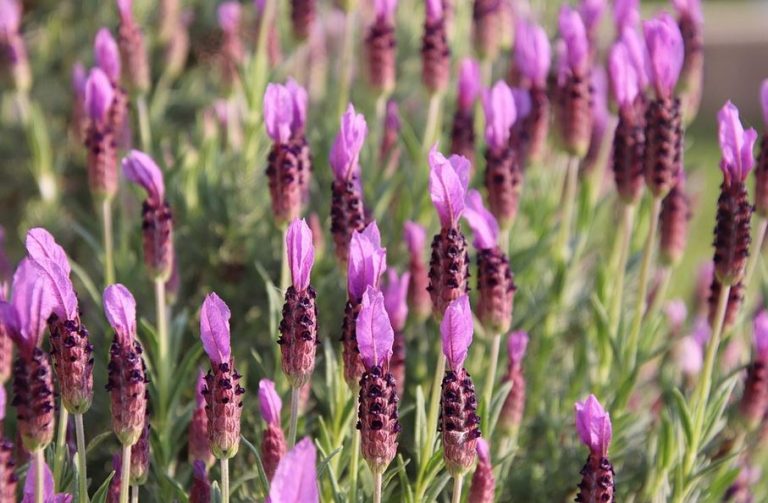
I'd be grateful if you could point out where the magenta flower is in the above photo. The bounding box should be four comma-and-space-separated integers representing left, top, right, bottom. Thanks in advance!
286, 218, 315, 292
356, 286, 394, 369
268, 437, 319, 503
511, 87, 532, 120
25, 228, 71, 276
579, 0, 606, 36
200, 293, 231, 366
643, 14, 684, 99
286, 79, 308, 134
404, 221, 426, 257
374, 0, 397, 22
671, 0, 703, 23
94, 28, 121, 82
440, 295, 473, 371
619, 27, 650, 90
116, 0, 133, 20
574, 394, 612, 457
753, 311, 768, 359
717, 101, 758, 186
347, 222, 387, 302
264, 80, 308, 144
429, 146, 471, 229
515, 20, 551, 88
1, 259, 52, 355
217, 1, 241, 34
85, 68, 115, 123
457, 58, 481, 111
382, 269, 410, 332
482, 81, 517, 151
0, 0, 21, 35
613, 0, 639, 31
330, 104, 368, 181
760, 79, 768, 127
557, 6, 589, 76
425, 0, 442, 22
258, 379, 282, 426
122, 149, 166, 206
664, 299, 688, 330
507, 330, 529, 365
103, 283, 137, 345
463, 189, 499, 250
608, 41, 639, 108
22, 458, 72, 503
24, 229, 78, 322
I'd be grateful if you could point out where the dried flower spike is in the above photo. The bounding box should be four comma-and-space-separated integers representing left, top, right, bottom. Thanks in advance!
84, 68, 119, 200
450, 59, 480, 166
421, 0, 450, 94
468, 438, 494, 503
268, 437, 319, 503
259, 379, 286, 480
574, 394, 615, 503
189, 371, 213, 467
404, 221, 432, 320
515, 19, 551, 162
754, 80, 768, 217
498, 331, 528, 434
116, 0, 150, 93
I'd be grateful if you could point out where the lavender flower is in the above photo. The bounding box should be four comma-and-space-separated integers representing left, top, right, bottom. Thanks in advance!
380, 99, 401, 165
472, 0, 501, 60
672, 0, 704, 123
0, 386, 15, 501
189, 460, 212, 503
189, 371, 213, 467
290, 0, 316, 40
84, 68, 119, 200
421, 0, 450, 93
574, 394, 615, 502
95, 28, 121, 83
450, 58, 480, 166
659, 171, 690, 265
757, 80, 768, 217
365, 0, 397, 93
259, 379, 286, 480
0, 0, 30, 91
613, 0, 639, 32
404, 221, 432, 319
739, 311, 768, 426
22, 458, 72, 503
116, 0, 150, 92
498, 331, 528, 434
515, 19, 552, 162
383, 269, 409, 397
468, 438, 494, 503
644, 14, 684, 101
579, 0, 606, 49
268, 437, 318, 503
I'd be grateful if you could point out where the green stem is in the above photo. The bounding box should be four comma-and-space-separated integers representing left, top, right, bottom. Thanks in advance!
154, 277, 169, 427
625, 196, 662, 370
451, 474, 464, 503
421, 93, 442, 152
482, 334, 501, 422
288, 386, 300, 448
75, 414, 88, 503
53, 407, 69, 489
35, 449, 44, 503
349, 429, 360, 503
280, 226, 290, 294
337, 10, 356, 118
221, 458, 230, 503
744, 216, 767, 288
373, 471, 383, 503
136, 94, 152, 153
647, 266, 671, 323
423, 355, 446, 461
131, 486, 139, 503
120, 444, 131, 503
101, 198, 115, 286
554, 156, 580, 262
608, 204, 636, 338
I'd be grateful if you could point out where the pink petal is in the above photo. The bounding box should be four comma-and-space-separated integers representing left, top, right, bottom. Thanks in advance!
94, 28, 120, 82
753, 311, 768, 358
84, 68, 114, 123
200, 292, 232, 365
425, 0, 443, 22
347, 222, 387, 302
457, 58, 481, 111
286, 79, 308, 134
0, 0, 21, 33
664, 299, 688, 329
329, 104, 367, 181
440, 295, 474, 370
403, 221, 426, 257
122, 150, 166, 205
374, 0, 397, 21
268, 437, 319, 503
619, 27, 650, 90
515, 20, 551, 87
382, 269, 409, 332
574, 394, 612, 456
613, 0, 639, 31
717, 101, 756, 184
103, 284, 137, 345
429, 146, 470, 228
760, 79, 768, 127
463, 189, 498, 250
671, 0, 703, 23
11, 259, 53, 352
356, 286, 394, 369
609, 41, 639, 107
25, 228, 71, 277
558, 6, 589, 74
217, 1, 241, 33
258, 379, 282, 426
676, 335, 703, 376
31, 259, 78, 321
476, 438, 490, 463
643, 14, 684, 99
22, 458, 55, 503
116, 0, 132, 20
482, 81, 517, 150
507, 331, 529, 366
0, 385, 5, 422
511, 87, 532, 120
263, 83, 294, 144
286, 218, 315, 291
579, 0, 606, 34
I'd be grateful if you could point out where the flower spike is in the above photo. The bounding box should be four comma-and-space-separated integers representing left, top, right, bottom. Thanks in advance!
355, 286, 394, 370
429, 146, 471, 229
440, 295, 473, 371
717, 101, 757, 187
574, 394, 612, 457
258, 379, 282, 426
286, 219, 315, 292
199, 293, 231, 366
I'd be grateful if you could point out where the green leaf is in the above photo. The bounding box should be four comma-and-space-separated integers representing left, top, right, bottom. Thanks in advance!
85, 431, 113, 456
89, 472, 114, 503
240, 434, 271, 496
670, 388, 694, 447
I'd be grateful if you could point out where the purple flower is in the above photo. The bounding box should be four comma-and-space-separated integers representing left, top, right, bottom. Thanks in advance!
429, 146, 471, 229
200, 293, 232, 366
330, 104, 368, 181
619, 27, 650, 90
482, 80, 517, 151
677, 335, 703, 376
347, 222, 387, 302
403, 221, 426, 257
102, 284, 137, 346
515, 20, 551, 88
440, 295, 473, 371
761, 79, 768, 128
84, 68, 115, 123
613, 0, 639, 31
425, 0, 442, 22
717, 101, 758, 186
195, 370, 206, 407
25, 228, 71, 277
25, 229, 78, 322
507, 330, 529, 366
753, 311, 768, 359
374, 0, 397, 22
463, 189, 498, 250
691, 315, 711, 347
457, 58, 481, 111
1, 259, 53, 354
574, 394, 612, 457
511, 87, 532, 120
268, 436, 319, 503
579, 0, 606, 35
263, 83, 294, 144
608, 41, 639, 108
116, 0, 133, 21
0, 386, 4, 421
382, 269, 409, 332
0, 0, 21, 35
643, 13, 684, 99
286, 218, 315, 292
22, 458, 72, 503
672, 0, 703, 23
385, 99, 400, 133
664, 299, 688, 329
217, 1, 241, 33
94, 28, 121, 82
286, 79, 308, 134
356, 286, 394, 369
476, 437, 490, 463
258, 379, 282, 426
122, 150, 166, 206
558, 6, 589, 75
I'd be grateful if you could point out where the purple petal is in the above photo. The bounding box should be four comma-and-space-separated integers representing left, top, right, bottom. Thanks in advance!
440, 295, 473, 370
347, 222, 387, 302
72, 62, 87, 98
619, 27, 650, 90
677, 335, 703, 376
515, 20, 551, 87
385, 99, 400, 132
761, 79, 768, 127
429, 146, 471, 228
507, 331, 529, 365
691, 316, 710, 347
0, 0, 21, 34
664, 299, 688, 329
609, 41, 639, 108
258, 379, 282, 425
196, 370, 206, 407
0, 301, 20, 342
268, 437, 319, 503
463, 190, 498, 249
574, 394, 612, 456
286, 79, 308, 134
374, 0, 397, 21
558, 6, 589, 74
382, 269, 409, 332
263, 83, 294, 144
286, 218, 315, 291
356, 286, 394, 369
200, 292, 232, 365
116, 0, 133, 20
613, 0, 639, 31
511, 87, 532, 120
329, 104, 368, 181
217, 1, 241, 33
579, 0, 606, 35
457, 58, 481, 111
31, 259, 78, 321
25, 228, 71, 277
22, 457, 55, 503
425, 0, 442, 22
0, 385, 5, 422
85, 68, 114, 123
717, 101, 757, 185
11, 259, 53, 352
754, 311, 768, 358
122, 150, 166, 204
193, 459, 207, 481
94, 28, 121, 82
103, 284, 137, 345
403, 221, 426, 258
476, 438, 490, 463
643, 13, 684, 99
482, 81, 517, 150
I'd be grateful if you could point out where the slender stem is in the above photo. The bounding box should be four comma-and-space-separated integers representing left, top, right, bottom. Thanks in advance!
451, 474, 464, 503
349, 430, 360, 503
53, 407, 69, 489
101, 198, 115, 286
154, 277, 169, 428
120, 444, 132, 503
554, 156, 580, 262
423, 355, 446, 461
280, 226, 290, 294
221, 458, 230, 503
482, 334, 501, 420
647, 267, 671, 322
35, 449, 44, 503
136, 94, 152, 153
75, 414, 88, 503
744, 217, 768, 288
608, 204, 636, 338
337, 10, 355, 118
373, 471, 383, 503
422, 93, 442, 151
288, 387, 300, 448
625, 196, 662, 369
131, 486, 139, 503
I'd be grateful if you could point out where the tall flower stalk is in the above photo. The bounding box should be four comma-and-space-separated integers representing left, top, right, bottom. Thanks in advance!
515, 19, 551, 164
421, 0, 450, 149
116, 0, 152, 150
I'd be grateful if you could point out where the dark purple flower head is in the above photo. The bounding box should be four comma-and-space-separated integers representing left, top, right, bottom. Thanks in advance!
440, 295, 473, 371
258, 379, 282, 426
25, 228, 78, 321
199, 293, 231, 366
425, 0, 443, 22
672, 0, 703, 24
122, 150, 166, 205
382, 269, 409, 332
374, 0, 397, 22
2, 259, 53, 354
557, 6, 589, 76
619, 27, 650, 90
94, 28, 121, 82
356, 286, 394, 369
195, 370, 206, 407
217, 1, 241, 34
752, 311, 768, 359
403, 221, 426, 257
507, 330, 529, 366
613, 0, 639, 31
457, 58, 481, 111
22, 458, 72, 503
286, 219, 315, 292
643, 13, 684, 99
717, 101, 757, 186
761, 79, 768, 128
511, 87, 532, 121
264, 80, 308, 144
574, 394, 612, 457
348, 222, 387, 302
268, 437, 319, 503
0, 0, 21, 35
429, 146, 471, 229
579, 0, 606, 35
482, 81, 517, 151
85, 68, 115, 123
103, 284, 137, 346
463, 189, 498, 250
515, 20, 551, 88
330, 105, 368, 181
609, 40, 639, 108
